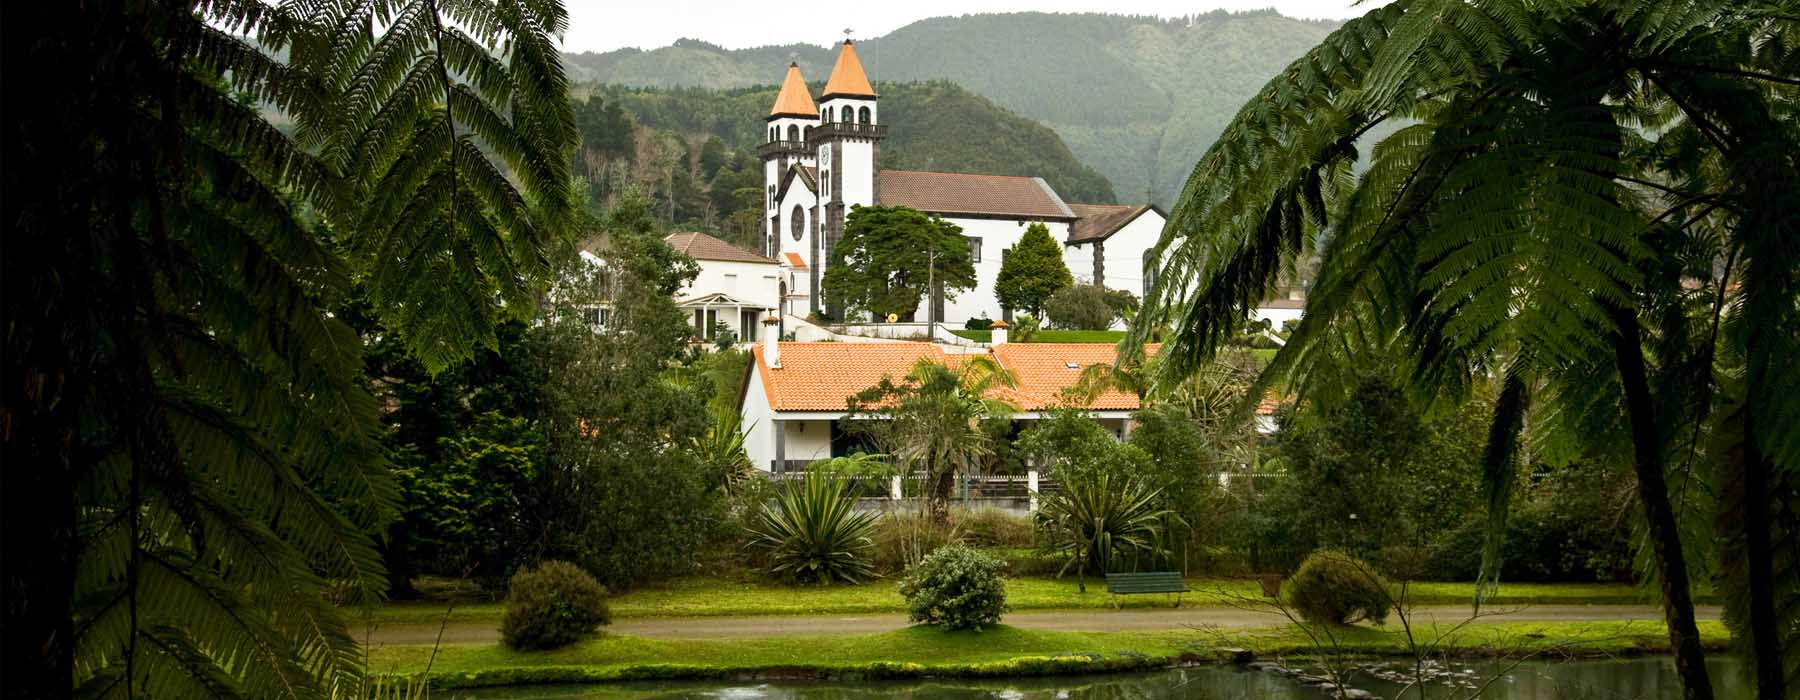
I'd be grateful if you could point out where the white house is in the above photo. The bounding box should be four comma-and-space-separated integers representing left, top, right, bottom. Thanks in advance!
664, 232, 786, 344
757, 40, 1170, 326
739, 334, 1146, 473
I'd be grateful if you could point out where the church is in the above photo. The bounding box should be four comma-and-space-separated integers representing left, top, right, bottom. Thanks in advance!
759, 40, 1166, 326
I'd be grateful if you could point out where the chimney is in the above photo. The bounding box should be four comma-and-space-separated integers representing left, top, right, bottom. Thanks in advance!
989, 319, 1009, 346
763, 315, 782, 368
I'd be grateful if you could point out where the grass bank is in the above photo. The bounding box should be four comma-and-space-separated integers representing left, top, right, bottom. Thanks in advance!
369, 575, 1677, 626
368, 621, 1732, 689
949, 329, 1126, 343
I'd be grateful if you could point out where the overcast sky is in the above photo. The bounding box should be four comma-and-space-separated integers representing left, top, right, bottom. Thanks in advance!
564, 1, 1387, 53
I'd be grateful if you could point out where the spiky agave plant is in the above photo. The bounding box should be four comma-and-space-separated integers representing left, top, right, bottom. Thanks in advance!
748, 472, 880, 585
6, 0, 577, 697
1037, 472, 1171, 593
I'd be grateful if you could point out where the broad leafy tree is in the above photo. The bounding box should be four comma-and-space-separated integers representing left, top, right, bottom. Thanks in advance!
823, 205, 975, 321
994, 223, 1074, 317
3, 0, 576, 697
849, 358, 1017, 522
1129, 2, 1799, 697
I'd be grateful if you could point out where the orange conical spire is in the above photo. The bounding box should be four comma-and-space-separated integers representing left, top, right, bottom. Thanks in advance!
768, 63, 819, 119
821, 40, 877, 99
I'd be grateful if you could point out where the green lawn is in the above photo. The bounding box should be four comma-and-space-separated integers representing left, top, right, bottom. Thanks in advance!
368, 575, 1670, 626
949, 329, 1126, 343
368, 620, 1731, 688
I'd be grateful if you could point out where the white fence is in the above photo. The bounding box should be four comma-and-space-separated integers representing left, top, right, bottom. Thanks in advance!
762, 471, 1053, 515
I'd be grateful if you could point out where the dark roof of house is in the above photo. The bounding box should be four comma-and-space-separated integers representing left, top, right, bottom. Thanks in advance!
877, 170, 1075, 220
1067, 203, 1159, 243
664, 232, 778, 264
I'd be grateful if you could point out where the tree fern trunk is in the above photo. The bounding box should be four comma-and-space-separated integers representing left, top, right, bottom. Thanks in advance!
1736, 424, 1785, 700
1612, 308, 1714, 700
4, 5, 95, 694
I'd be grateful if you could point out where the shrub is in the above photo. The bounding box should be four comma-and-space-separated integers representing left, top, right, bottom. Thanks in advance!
900, 545, 1009, 631
875, 509, 961, 574
748, 472, 879, 584
954, 508, 1036, 548
1037, 471, 1170, 590
501, 561, 611, 650
965, 315, 995, 331
1045, 284, 1135, 330
1011, 315, 1041, 342
1285, 550, 1393, 625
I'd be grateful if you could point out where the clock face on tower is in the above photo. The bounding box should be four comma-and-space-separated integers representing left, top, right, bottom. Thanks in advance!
791, 205, 805, 241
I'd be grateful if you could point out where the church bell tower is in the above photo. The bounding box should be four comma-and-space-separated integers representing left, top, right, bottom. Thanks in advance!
811, 39, 883, 314
760, 63, 818, 258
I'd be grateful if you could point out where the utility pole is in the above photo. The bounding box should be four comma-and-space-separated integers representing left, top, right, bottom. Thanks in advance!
927, 240, 936, 327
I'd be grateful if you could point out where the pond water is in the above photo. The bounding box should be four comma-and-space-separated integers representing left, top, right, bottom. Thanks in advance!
449, 657, 1749, 699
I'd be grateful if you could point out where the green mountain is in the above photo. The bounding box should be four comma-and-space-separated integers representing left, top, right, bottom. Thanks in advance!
563, 10, 1339, 206
590, 80, 1117, 204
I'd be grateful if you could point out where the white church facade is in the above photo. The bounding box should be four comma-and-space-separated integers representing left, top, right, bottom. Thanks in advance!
758, 40, 1167, 326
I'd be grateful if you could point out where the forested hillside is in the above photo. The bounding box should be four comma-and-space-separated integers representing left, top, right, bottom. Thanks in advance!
571, 80, 1116, 252
563, 10, 1338, 206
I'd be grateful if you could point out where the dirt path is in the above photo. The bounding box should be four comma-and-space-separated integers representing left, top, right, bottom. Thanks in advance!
363, 605, 1720, 646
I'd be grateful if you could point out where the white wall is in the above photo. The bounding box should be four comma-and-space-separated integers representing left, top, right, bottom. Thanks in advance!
1098, 211, 1166, 299
774, 179, 818, 271
740, 364, 837, 472
741, 367, 776, 469
1063, 241, 1097, 285
906, 218, 1075, 325
680, 258, 782, 342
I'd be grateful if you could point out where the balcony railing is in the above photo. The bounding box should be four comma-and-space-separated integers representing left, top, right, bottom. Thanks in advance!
756, 140, 809, 158
809, 122, 887, 140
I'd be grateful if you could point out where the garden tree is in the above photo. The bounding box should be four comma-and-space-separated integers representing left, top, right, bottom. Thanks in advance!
823, 205, 976, 321
525, 193, 731, 588
1127, 2, 1800, 696
1115, 350, 1263, 570
1014, 409, 1152, 482
574, 94, 637, 207
994, 223, 1074, 317
1045, 284, 1138, 330
1257, 374, 1487, 564
3, 1, 576, 697
849, 358, 1018, 522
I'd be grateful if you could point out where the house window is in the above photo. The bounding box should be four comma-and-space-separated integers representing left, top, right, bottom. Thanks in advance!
966, 236, 982, 263
585, 306, 610, 329
791, 205, 806, 241
1143, 266, 1158, 298
692, 309, 719, 339
786, 124, 799, 141
858, 106, 871, 124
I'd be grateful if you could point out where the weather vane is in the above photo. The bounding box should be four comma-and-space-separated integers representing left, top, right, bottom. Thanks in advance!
844, 28, 855, 42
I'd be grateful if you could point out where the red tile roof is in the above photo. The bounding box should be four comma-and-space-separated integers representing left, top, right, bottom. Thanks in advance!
821, 40, 878, 99
769, 63, 819, 119
752, 342, 949, 411
783, 252, 807, 268
990, 343, 1149, 410
878, 170, 1075, 220
665, 232, 777, 264
749, 341, 1150, 412
1067, 203, 1158, 243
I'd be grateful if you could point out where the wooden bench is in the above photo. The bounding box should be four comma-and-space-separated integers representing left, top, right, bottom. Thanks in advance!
1104, 571, 1190, 608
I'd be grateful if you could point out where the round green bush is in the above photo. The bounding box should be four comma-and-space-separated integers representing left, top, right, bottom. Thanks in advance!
1285, 550, 1393, 625
501, 560, 611, 650
900, 545, 1009, 631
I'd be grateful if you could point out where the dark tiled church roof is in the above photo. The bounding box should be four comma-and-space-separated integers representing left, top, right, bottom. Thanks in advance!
1066, 203, 1157, 243
877, 170, 1075, 220
665, 232, 777, 264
